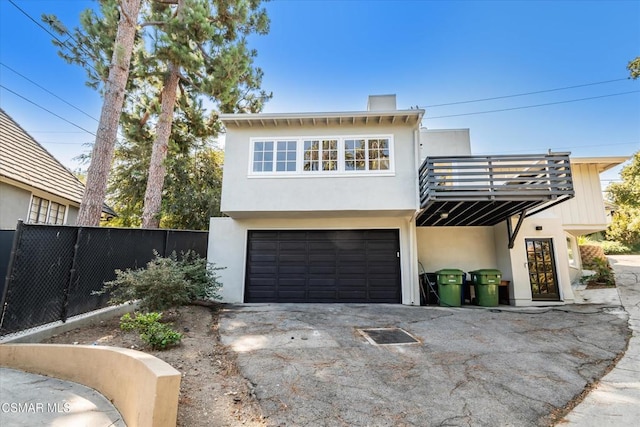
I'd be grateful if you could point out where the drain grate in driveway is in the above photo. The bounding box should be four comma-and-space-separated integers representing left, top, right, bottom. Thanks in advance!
358, 328, 420, 346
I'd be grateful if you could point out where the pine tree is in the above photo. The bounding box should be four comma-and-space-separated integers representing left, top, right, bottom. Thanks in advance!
45, 0, 143, 226
45, 0, 270, 228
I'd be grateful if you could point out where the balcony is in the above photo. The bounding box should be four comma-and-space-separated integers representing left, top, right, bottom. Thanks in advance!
417, 153, 574, 226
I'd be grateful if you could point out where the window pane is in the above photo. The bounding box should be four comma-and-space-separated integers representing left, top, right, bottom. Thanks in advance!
368, 138, 390, 170
29, 196, 41, 223
344, 139, 366, 171
322, 139, 338, 171
275, 140, 296, 172
303, 140, 319, 171
253, 140, 276, 172
39, 199, 49, 223
57, 205, 66, 225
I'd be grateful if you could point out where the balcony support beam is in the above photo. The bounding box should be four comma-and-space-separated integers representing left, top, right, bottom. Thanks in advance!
507, 209, 528, 249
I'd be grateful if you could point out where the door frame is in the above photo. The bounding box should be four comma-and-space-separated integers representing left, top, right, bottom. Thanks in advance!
525, 237, 561, 301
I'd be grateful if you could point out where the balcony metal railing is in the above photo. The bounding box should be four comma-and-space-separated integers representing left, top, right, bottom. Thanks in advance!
419, 153, 574, 208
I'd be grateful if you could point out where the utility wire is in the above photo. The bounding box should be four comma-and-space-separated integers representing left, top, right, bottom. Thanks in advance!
424, 90, 640, 119
0, 85, 96, 136
421, 78, 631, 108
475, 141, 639, 155
7, 0, 102, 79
1, 63, 99, 122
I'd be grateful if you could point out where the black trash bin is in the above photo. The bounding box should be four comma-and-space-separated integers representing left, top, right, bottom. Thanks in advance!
419, 273, 438, 305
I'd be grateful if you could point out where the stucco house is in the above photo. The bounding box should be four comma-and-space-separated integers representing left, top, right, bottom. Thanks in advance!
208, 95, 626, 306
0, 108, 114, 229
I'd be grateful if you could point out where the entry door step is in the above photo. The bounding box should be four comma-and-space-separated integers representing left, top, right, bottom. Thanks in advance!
358, 328, 420, 345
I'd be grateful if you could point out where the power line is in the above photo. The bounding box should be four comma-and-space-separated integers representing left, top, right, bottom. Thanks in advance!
421, 78, 631, 108
0, 84, 96, 136
474, 141, 639, 155
39, 141, 93, 145
424, 90, 640, 120
7, 0, 102, 78
1, 63, 99, 122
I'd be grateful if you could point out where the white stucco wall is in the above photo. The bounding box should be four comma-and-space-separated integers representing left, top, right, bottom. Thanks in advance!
419, 129, 471, 161
415, 227, 497, 274
0, 182, 30, 229
220, 124, 420, 216
493, 213, 574, 306
209, 215, 420, 306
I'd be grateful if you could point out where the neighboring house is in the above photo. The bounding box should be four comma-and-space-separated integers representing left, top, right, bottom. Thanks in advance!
0, 108, 114, 229
209, 95, 625, 306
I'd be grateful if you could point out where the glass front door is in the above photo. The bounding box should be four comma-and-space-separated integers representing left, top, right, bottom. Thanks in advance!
526, 238, 560, 301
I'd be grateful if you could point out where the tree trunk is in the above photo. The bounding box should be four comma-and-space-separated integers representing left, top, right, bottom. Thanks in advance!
76, 0, 142, 226
141, 63, 180, 228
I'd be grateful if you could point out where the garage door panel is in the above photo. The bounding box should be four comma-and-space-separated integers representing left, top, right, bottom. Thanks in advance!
337, 291, 368, 300
279, 241, 307, 251
309, 278, 337, 287
250, 240, 278, 250
309, 253, 337, 263
339, 264, 367, 275
308, 290, 338, 300
278, 265, 307, 275
309, 265, 336, 274
248, 264, 277, 274
278, 253, 307, 263
245, 230, 400, 303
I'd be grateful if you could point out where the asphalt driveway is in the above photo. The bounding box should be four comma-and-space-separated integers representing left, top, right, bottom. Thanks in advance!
220, 303, 628, 426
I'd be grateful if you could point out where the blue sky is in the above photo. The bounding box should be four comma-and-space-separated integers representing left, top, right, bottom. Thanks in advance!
1, 0, 639, 186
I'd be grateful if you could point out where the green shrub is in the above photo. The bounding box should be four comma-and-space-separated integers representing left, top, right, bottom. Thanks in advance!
600, 240, 632, 255
97, 250, 223, 311
120, 312, 182, 350
582, 257, 615, 286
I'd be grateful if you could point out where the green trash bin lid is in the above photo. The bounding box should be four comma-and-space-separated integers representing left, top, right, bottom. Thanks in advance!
470, 269, 502, 276
436, 269, 464, 275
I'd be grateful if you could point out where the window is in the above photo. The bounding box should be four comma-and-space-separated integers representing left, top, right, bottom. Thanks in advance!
28, 196, 66, 225
303, 139, 338, 171
345, 139, 366, 171
276, 141, 297, 172
367, 138, 390, 171
252, 140, 297, 172
250, 135, 393, 176
566, 236, 577, 267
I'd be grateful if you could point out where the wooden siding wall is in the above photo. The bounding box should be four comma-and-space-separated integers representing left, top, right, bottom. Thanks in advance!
549, 163, 607, 228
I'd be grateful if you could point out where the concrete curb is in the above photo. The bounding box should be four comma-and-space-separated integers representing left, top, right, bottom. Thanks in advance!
0, 302, 139, 344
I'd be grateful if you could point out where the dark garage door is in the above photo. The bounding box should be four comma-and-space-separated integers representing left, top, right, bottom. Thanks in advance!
245, 229, 401, 303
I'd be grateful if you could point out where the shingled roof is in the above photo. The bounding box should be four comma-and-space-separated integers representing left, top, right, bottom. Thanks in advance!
0, 108, 116, 219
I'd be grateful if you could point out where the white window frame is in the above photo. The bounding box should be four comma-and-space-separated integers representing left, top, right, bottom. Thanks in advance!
248, 135, 395, 177
27, 195, 68, 225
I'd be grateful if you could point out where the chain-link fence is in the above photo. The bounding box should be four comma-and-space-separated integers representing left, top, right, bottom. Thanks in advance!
0, 221, 208, 336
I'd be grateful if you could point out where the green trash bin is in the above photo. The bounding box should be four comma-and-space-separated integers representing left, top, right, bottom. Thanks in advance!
470, 269, 501, 307
436, 269, 464, 307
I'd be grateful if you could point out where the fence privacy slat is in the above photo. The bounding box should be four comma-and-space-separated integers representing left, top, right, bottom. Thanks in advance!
0, 224, 208, 336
